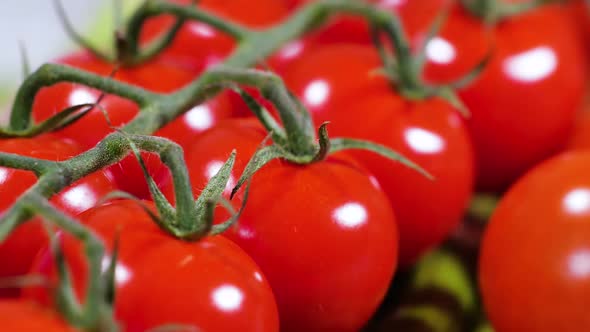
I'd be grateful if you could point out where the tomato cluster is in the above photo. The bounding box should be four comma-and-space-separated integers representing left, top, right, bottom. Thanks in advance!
1, 0, 590, 331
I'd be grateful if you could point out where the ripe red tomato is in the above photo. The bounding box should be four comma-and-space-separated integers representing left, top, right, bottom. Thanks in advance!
280, 2, 586, 192
0, 135, 115, 297
282, 44, 474, 265
141, 0, 289, 73
567, 97, 590, 151
0, 300, 77, 331
26, 200, 279, 332
420, 3, 587, 191
168, 118, 398, 332
32, 51, 236, 198
479, 151, 590, 331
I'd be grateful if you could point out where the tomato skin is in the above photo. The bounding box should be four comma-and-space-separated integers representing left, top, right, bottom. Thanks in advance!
420, 3, 587, 191
0, 135, 115, 298
173, 119, 398, 331
32, 51, 236, 198
283, 44, 473, 265
479, 151, 590, 331
282, 2, 586, 192
26, 200, 279, 332
0, 300, 77, 332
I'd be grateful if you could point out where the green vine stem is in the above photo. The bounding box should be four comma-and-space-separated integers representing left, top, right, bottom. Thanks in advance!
460, 0, 554, 24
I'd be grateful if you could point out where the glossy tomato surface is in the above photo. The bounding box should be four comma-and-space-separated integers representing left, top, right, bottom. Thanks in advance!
175, 119, 398, 332
283, 2, 586, 192
26, 200, 279, 332
32, 51, 236, 198
0, 300, 77, 332
479, 151, 590, 331
422, 3, 587, 191
0, 136, 115, 297
283, 44, 474, 265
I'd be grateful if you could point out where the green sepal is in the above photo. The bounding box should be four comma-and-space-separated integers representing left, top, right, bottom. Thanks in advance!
194, 151, 237, 233
329, 138, 434, 180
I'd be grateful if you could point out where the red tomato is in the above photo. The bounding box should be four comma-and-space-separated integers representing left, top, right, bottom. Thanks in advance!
32, 51, 236, 198
0, 300, 77, 332
567, 97, 590, 151
26, 200, 279, 332
0, 135, 115, 297
421, 3, 587, 191
269, 0, 448, 73
282, 44, 474, 265
280, 2, 586, 192
141, 0, 289, 73
479, 151, 590, 331
168, 118, 398, 332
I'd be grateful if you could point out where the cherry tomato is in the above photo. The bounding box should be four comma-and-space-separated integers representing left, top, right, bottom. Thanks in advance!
479, 151, 590, 331
282, 44, 474, 265
141, 0, 289, 73
26, 200, 279, 332
32, 51, 236, 198
421, 3, 587, 191
0, 135, 115, 297
567, 96, 590, 151
0, 300, 77, 332
281, 2, 586, 192
169, 118, 398, 332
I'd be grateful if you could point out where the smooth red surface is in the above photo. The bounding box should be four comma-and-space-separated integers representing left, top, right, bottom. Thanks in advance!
422, 4, 587, 191
32, 51, 236, 198
283, 44, 473, 265
0, 300, 77, 332
281, 2, 587, 192
480, 151, 590, 331
174, 118, 398, 331
26, 200, 279, 332
0, 136, 115, 297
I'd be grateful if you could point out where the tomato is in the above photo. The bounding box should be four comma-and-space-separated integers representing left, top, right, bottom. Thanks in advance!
0, 300, 77, 332
280, 2, 586, 192
282, 44, 473, 265
26, 200, 279, 332
167, 118, 398, 332
479, 151, 590, 331
32, 51, 236, 198
269, 0, 447, 73
141, 0, 289, 73
567, 97, 590, 151
0, 135, 115, 297
420, 3, 587, 191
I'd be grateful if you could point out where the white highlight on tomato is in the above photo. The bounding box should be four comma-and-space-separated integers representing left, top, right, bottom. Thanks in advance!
185, 105, 214, 131
254, 271, 263, 282
61, 184, 96, 213
404, 127, 445, 154
333, 202, 368, 229
189, 23, 215, 38
568, 249, 590, 278
212, 284, 244, 312
503, 46, 557, 83
304, 80, 329, 107
101, 256, 132, 284
563, 188, 590, 215
69, 88, 96, 106
426, 37, 456, 65
278, 41, 304, 60
0, 168, 9, 184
